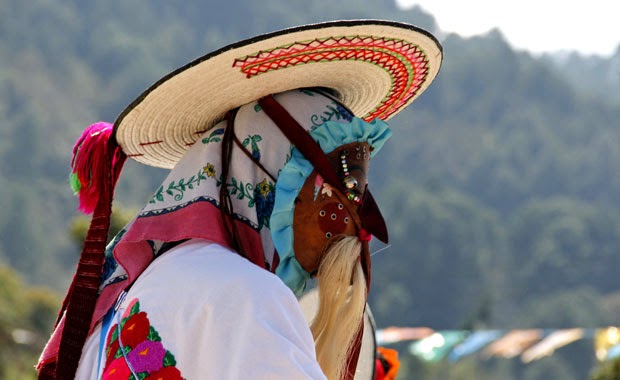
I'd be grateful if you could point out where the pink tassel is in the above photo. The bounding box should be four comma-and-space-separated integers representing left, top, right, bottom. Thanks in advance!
70, 122, 115, 214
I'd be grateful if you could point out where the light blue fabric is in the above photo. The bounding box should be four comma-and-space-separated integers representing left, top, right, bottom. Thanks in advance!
271, 117, 392, 295
448, 330, 503, 362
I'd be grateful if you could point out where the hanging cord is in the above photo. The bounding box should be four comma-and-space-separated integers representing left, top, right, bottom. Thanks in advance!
219, 109, 248, 259
233, 133, 277, 183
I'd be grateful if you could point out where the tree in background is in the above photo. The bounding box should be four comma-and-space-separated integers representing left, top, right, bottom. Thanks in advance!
0, 205, 136, 379
370, 180, 506, 329
0, 266, 59, 380
592, 358, 620, 380
68, 205, 138, 245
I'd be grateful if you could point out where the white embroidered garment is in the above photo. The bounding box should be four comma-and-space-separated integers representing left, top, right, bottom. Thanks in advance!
76, 239, 327, 379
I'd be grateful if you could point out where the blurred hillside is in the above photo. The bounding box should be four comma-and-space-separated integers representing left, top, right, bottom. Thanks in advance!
1, 0, 619, 379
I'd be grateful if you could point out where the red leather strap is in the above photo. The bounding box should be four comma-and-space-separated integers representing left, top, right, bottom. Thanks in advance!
259, 95, 347, 195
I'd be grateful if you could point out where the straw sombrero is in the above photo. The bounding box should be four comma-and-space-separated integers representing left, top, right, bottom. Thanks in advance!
113, 19, 443, 169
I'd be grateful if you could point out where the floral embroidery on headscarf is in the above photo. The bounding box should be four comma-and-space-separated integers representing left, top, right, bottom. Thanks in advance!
150, 169, 208, 204
242, 135, 263, 161
203, 163, 216, 178
254, 178, 275, 229
201, 128, 224, 144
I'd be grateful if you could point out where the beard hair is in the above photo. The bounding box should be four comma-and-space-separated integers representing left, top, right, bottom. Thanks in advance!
310, 235, 367, 380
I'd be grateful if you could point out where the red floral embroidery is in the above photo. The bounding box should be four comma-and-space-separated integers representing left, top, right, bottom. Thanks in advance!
233, 35, 430, 121
105, 338, 120, 366
121, 311, 150, 348
102, 299, 184, 379
145, 366, 184, 380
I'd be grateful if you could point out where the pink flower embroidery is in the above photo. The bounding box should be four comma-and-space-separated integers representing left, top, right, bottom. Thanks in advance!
102, 356, 131, 379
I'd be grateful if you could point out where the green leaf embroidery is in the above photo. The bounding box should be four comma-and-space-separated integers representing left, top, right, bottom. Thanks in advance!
310, 102, 346, 128
224, 178, 255, 206
114, 346, 123, 360
242, 135, 263, 160
163, 351, 177, 367
201, 128, 224, 144
149, 169, 208, 204
130, 301, 140, 315
148, 326, 162, 342
129, 372, 148, 380
110, 324, 119, 342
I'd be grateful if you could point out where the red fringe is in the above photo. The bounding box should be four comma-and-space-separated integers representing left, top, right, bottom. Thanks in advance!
71, 122, 119, 214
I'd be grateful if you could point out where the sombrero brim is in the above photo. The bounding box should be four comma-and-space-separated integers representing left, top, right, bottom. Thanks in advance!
113, 19, 443, 169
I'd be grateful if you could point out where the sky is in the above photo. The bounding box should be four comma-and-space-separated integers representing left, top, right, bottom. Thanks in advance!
396, 0, 620, 57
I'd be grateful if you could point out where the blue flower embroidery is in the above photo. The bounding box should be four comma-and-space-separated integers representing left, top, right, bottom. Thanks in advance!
335, 103, 353, 122
254, 179, 275, 229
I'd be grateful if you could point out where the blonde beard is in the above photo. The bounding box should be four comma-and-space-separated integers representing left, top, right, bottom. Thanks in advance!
310, 236, 367, 380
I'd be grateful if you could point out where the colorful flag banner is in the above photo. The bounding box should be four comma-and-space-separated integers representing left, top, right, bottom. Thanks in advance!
376, 327, 434, 345
521, 328, 584, 363
408, 330, 468, 363
482, 329, 544, 359
375, 327, 620, 364
606, 343, 620, 361
448, 330, 503, 362
595, 327, 620, 361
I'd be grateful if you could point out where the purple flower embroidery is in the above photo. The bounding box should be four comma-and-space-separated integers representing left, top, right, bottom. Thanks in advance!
126, 340, 166, 373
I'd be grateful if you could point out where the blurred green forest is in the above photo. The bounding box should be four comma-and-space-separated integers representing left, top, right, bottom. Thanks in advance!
1, 0, 619, 378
